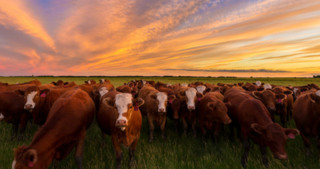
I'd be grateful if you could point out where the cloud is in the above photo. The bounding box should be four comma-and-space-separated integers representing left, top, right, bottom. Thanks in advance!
162, 68, 297, 73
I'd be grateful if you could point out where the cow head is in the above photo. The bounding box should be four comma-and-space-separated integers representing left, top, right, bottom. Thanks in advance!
179, 88, 203, 111
252, 90, 276, 112
102, 94, 144, 131
207, 101, 232, 124
275, 94, 287, 105
196, 85, 206, 95
84, 80, 91, 84
251, 123, 299, 160
12, 146, 38, 169
99, 79, 106, 84
93, 86, 109, 99
14, 86, 50, 112
150, 92, 168, 113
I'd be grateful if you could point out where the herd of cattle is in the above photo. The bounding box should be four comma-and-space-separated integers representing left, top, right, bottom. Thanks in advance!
0, 79, 319, 168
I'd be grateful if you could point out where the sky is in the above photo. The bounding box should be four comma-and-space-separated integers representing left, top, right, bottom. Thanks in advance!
0, 0, 320, 77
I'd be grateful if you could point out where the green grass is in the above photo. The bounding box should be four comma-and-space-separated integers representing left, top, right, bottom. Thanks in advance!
1, 77, 320, 169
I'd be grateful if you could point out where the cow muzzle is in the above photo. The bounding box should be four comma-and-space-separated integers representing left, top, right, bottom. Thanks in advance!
188, 106, 195, 110
275, 153, 288, 160
24, 104, 33, 111
268, 107, 276, 112
158, 108, 165, 113
0, 113, 4, 121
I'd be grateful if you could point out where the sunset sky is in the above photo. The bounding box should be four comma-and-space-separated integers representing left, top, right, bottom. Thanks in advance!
0, 0, 320, 77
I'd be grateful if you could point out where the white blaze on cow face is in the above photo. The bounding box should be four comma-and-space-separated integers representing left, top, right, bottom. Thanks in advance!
100, 79, 105, 83
99, 87, 108, 98
12, 160, 16, 169
142, 80, 146, 86
316, 90, 320, 97
167, 83, 172, 86
181, 83, 188, 87
87, 80, 91, 84
256, 81, 262, 87
26, 91, 38, 109
264, 84, 272, 90
196, 85, 206, 94
0, 113, 4, 121
185, 88, 197, 110
156, 92, 168, 112
115, 93, 132, 125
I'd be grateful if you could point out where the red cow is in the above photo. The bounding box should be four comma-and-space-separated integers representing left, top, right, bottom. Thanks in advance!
198, 91, 232, 141
225, 88, 299, 167
12, 88, 95, 169
293, 90, 320, 156
97, 90, 144, 169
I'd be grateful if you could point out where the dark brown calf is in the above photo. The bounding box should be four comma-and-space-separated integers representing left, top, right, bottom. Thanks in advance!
12, 88, 95, 169
272, 87, 293, 126
198, 91, 231, 141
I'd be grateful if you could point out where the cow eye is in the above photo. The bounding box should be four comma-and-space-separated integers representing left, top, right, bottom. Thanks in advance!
130, 106, 133, 108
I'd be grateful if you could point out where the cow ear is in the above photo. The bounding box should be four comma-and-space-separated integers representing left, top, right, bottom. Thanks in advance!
40, 89, 50, 97
205, 88, 212, 93
207, 102, 215, 111
150, 94, 157, 100
224, 102, 231, 107
251, 123, 264, 134
196, 93, 204, 99
14, 90, 25, 97
168, 94, 176, 101
179, 91, 185, 96
283, 128, 300, 139
308, 93, 316, 103
23, 149, 37, 167
133, 97, 144, 107
284, 90, 293, 95
102, 97, 113, 107
252, 91, 263, 100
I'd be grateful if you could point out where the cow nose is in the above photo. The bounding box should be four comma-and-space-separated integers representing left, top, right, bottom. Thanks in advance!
268, 107, 276, 111
276, 154, 288, 160
224, 119, 232, 124
116, 120, 127, 126
159, 108, 165, 112
174, 114, 179, 119
24, 104, 32, 110
188, 106, 195, 110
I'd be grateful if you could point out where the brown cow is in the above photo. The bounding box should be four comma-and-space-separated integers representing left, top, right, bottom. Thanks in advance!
225, 89, 299, 167
177, 87, 203, 137
12, 88, 95, 169
251, 89, 277, 117
97, 90, 144, 169
0, 92, 31, 141
14, 86, 66, 125
84, 79, 96, 84
51, 80, 68, 86
198, 91, 232, 141
293, 90, 320, 156
242, 82, 264, 91
138, 86, 175, 142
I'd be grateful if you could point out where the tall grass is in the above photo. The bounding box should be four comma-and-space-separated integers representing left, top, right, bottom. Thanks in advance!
1, 77, 319, 169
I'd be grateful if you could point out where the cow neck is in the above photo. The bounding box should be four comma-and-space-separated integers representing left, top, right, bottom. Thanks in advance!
33, 96, 46, 115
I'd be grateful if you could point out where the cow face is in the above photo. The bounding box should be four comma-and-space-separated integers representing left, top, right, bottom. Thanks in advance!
207, 101, 232, 124
12, 146, 38, 169
150, 92, 168, 113
179, 88, 203, 111
103, 94, 144, 131
85, 80, 91, 84
99, 79, 106, 84
14, 87, 50, 112
196, 85, 206, 95
253, 90, 276, 112
93, 86, 109, 98
251, 123, 299, 160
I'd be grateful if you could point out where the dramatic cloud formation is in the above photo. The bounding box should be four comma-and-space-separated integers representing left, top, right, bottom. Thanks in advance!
0, 0, 320, 77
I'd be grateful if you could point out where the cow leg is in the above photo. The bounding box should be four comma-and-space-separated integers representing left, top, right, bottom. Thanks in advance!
18, 113, 29, 141
147, 114, 154, 142
129, 135, 140, 168
270, 112, 275, 122
11, 123, 19, 141
280, 110, 287, 128
182, 117, 188, 137
112, 138, 123, 169
241, 129, 250, 168
174, 119, 179, 134
300, 132, 312, 156
74, 130, 85, 169
160, 117, 166, 139
192, 118, 197, 138
213, 123, 220, 143
229, 123, 235, 141
200, 122, 206, 141
260, 146, 269, 167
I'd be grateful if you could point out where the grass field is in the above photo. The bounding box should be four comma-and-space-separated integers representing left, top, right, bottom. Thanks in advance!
1, 77, 320, 169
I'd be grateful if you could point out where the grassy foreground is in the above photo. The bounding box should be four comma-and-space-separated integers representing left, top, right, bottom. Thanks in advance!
1, 77, 320, 169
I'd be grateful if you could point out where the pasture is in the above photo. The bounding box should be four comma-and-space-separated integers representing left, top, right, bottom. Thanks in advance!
1, 76, 320, 169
